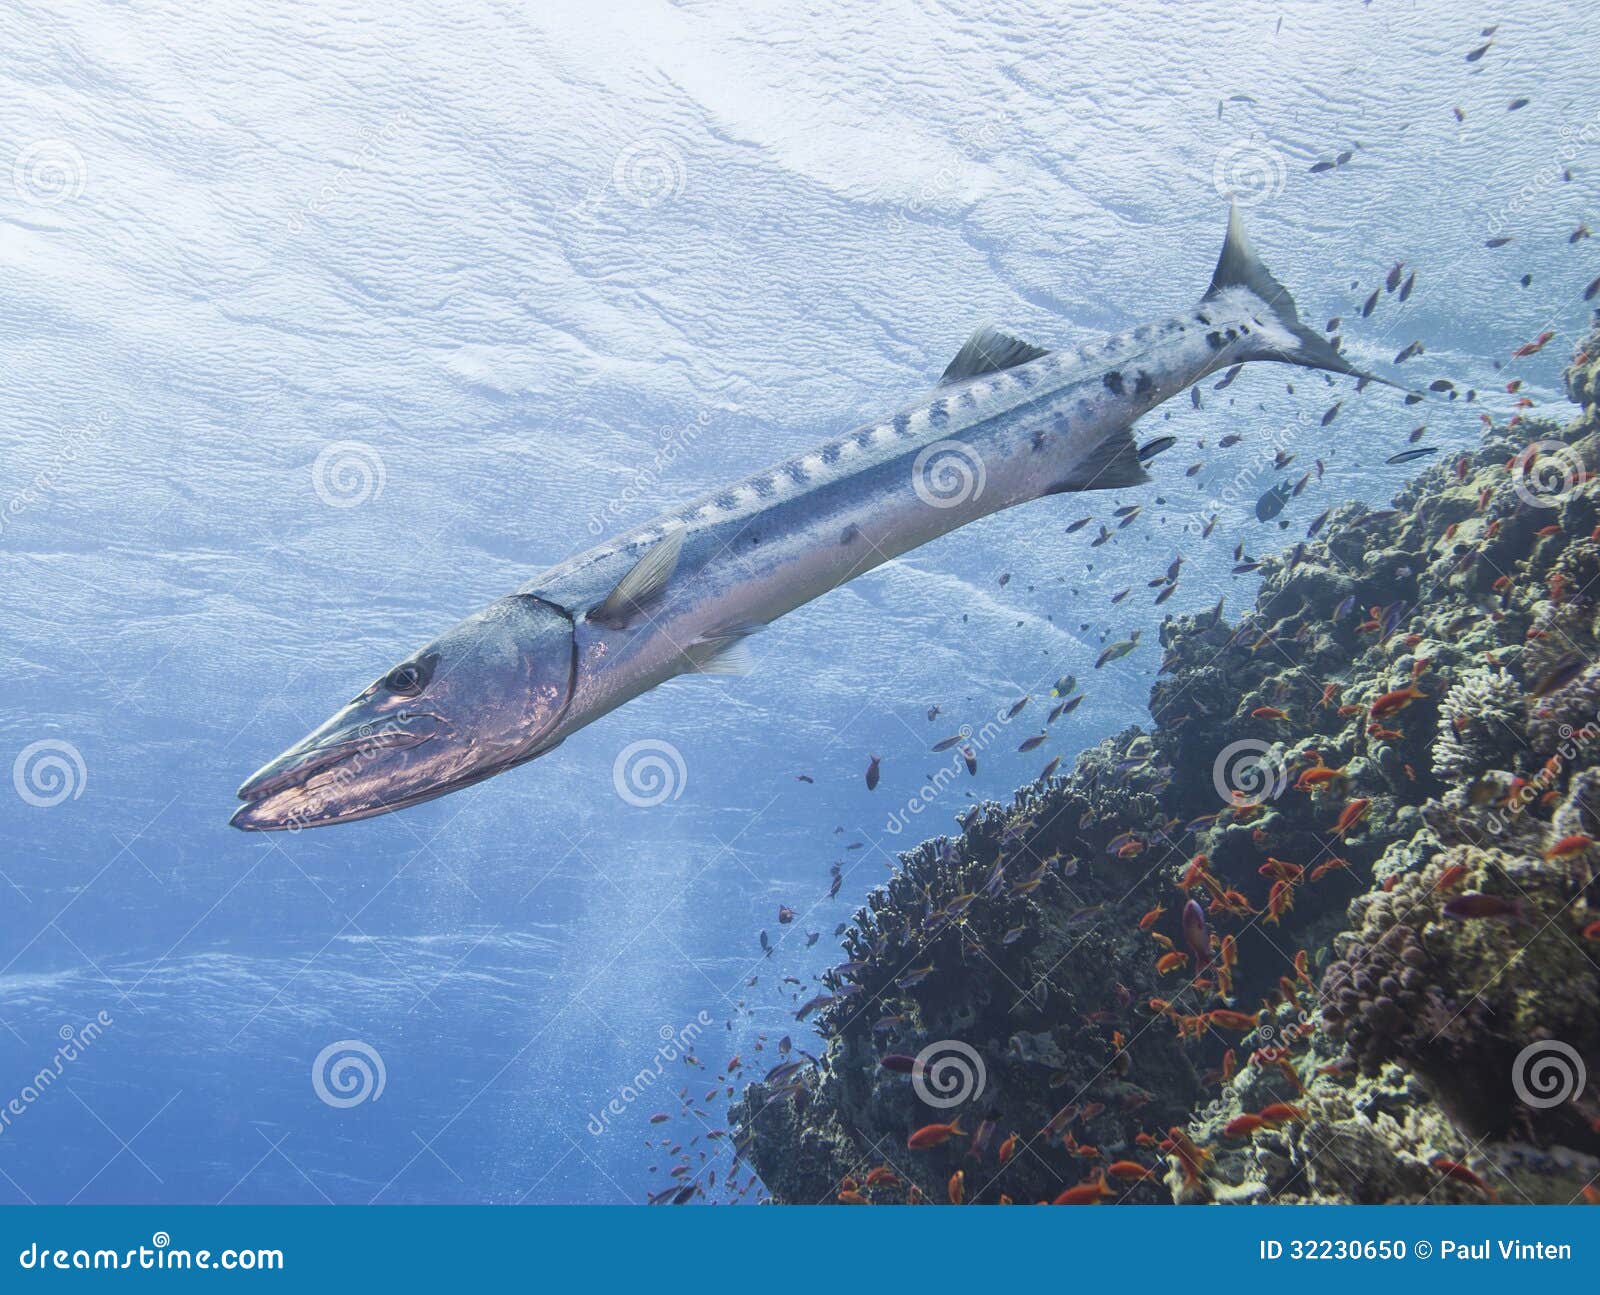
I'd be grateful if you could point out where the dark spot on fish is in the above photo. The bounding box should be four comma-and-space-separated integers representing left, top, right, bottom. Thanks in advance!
1134, 372, 1154, 396
1012, 368, 1037, 390
714, 491, 738, 511
1195, 312, 1211, 326
957, 389, 977, 409
927, 403, 950, 430
853, 428, 875, 448
1206, 331, 1224, 351
892, 412, 912, 437
840, 523, 860, 546
1104, 371, 1125, 395
821, 442, 841, 465
751, 473, 776, 498
1133, 325, 1152, 340
1031, 430, 1046, 452
784, 462, 809, 485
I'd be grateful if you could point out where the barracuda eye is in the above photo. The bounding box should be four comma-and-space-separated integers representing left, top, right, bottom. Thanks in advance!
382, 652, 439, 697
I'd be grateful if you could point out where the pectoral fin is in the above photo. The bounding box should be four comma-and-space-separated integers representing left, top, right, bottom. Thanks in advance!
591, 523, 686, 626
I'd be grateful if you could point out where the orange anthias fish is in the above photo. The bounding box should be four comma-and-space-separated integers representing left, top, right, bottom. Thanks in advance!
1051, 1173, 1115, 1205
1259, 857, 1303, 883
1251, 706, 1290, 721
1431, 1157, 1498, 1201
1330, 797, 1371, 838
1177, 855, 1213, 892
1224, 1113, 1266, 1138
1208, 1009, 1260, 1032
1107, 1159, 1157, 1181
1294, 764, 1346, 791
1164, 1127, 1210, 1185
1511, 330, 1555, 359
1264, 879, 1295, 925
1370, 685, 1425, 719
1258, 1102, 1306, 1125
948, 1169, 965, 1205
908, 1117, 965, 1150
1308, 855, 1351, 883
997, 1133, 1018, 1165
1544, 834, 1595, 861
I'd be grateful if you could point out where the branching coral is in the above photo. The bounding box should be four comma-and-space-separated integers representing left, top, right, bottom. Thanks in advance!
1432, 667, 1523, 781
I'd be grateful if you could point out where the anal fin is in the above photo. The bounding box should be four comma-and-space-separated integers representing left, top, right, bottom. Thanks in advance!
1045, 425, 1150, 495
684, 623, 763, 676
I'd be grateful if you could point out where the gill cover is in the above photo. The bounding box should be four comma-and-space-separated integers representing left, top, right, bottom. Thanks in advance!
469, 594, 578, 755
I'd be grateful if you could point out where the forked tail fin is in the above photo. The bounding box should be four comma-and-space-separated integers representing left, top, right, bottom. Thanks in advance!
1204, 202, 1405, 391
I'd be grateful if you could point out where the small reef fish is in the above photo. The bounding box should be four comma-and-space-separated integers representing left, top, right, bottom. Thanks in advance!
1181, 898, 1212, 972
1441, 893, 1524, 923
907, 1118, 966, 1150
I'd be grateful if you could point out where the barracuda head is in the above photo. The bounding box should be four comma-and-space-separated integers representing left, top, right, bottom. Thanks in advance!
231, 595, 575, 830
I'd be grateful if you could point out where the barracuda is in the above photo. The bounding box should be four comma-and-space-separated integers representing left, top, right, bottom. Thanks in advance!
232, 204, 1395, 830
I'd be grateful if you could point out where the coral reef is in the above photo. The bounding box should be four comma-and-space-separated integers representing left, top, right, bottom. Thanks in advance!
735, 330, 1600, 1205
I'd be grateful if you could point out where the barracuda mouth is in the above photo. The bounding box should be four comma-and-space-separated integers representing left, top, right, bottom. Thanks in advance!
230, 712, 448, 831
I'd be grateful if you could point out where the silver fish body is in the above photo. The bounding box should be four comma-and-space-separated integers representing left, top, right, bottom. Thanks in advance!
233, 204, 1390, 829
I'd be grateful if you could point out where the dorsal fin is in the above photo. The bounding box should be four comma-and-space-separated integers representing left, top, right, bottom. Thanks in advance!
591, 523, 686, 626
938, 326, 1050, 386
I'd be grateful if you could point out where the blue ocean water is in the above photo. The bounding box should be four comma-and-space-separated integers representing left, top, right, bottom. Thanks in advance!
1, 1, 1595, 1203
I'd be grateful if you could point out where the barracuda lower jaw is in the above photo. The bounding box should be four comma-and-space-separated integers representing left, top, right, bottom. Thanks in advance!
230, 714, 447, 831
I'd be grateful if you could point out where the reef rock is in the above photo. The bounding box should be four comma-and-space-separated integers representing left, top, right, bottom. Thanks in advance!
736, 329, 1600, 1205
